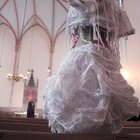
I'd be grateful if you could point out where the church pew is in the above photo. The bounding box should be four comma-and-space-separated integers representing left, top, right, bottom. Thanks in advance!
119, 122, 140, 133
119, 126, 140, 134
0, 116, 46, 121
1, 116, 139, 126
0, 117, 51, 132
0, 117, 50, 132
123, 122, 140, 127
0, 122, 50, 132
0, 118, 140, 134
1, 130, 139, 140
0, 117, 48, 124
1, 121, 140, 135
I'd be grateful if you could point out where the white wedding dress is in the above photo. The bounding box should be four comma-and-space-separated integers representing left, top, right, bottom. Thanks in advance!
43, 0, 139, 134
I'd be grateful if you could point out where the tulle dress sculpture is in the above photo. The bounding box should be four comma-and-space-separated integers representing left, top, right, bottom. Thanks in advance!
43, 0, 139, 134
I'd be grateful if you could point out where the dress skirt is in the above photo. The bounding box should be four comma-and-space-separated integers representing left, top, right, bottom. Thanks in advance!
43, 43, 139, 133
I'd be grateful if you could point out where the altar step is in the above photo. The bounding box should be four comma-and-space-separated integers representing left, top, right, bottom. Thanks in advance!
0, 130, 140, 140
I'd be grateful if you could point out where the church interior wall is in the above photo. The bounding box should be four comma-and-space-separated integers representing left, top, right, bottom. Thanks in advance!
0, 0, 140, 110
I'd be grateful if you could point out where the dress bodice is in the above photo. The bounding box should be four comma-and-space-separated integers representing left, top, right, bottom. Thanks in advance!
68, 0, 135, 38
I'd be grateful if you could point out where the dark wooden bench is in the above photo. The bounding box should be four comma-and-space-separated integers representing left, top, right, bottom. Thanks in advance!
0, 117, 48, 124
123, 122, 140, 127
0, 121, 50, 132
